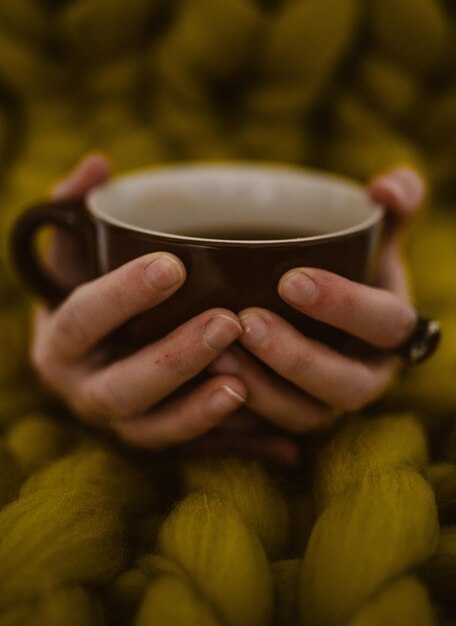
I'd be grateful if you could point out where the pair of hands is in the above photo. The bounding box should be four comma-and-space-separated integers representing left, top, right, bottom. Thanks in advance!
30, 154, 424, 465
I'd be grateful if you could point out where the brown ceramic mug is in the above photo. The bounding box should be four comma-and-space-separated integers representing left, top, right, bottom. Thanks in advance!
10, 162, 384, 355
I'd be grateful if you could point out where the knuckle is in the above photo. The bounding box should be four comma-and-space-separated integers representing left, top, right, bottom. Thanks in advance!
286, 347, 313, 377
53, 292, 91, 352
83, 374, 134, 421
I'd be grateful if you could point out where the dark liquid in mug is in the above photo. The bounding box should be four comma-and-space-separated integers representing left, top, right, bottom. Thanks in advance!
176, 225, 321, 240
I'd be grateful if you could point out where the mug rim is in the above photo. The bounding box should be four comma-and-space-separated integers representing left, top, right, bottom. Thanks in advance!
86, 160, 385, 245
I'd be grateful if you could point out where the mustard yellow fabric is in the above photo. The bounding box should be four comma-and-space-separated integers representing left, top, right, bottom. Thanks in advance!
0, 1, 455, 625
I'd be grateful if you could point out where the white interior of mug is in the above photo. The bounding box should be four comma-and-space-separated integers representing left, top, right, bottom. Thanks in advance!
87, 162, 384, 243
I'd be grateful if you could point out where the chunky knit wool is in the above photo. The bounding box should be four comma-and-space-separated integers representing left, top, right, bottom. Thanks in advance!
0, 1, 455, 625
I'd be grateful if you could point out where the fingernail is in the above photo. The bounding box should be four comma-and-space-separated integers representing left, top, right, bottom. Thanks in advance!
204, 315, 242, 351
279, 271, 316, 306
144, 255, 184, 290
239, 313, 269, 348
209, 385, 246, 414
210, 351, 239, 375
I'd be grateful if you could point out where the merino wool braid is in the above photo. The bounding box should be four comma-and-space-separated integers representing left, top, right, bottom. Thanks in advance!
299, 415, 440, 626
0, 1, 455, 625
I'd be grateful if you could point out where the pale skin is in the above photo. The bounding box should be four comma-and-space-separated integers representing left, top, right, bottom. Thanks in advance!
30, 154, 425, 465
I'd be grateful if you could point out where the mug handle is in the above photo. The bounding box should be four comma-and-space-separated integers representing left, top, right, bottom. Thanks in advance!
9, 198, 87, 308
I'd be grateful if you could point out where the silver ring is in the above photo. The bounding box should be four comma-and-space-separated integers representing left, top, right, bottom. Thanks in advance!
396, 312, 441, 365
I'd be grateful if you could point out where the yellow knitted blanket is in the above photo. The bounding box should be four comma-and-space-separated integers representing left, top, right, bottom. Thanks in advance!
0, 1, 455, 624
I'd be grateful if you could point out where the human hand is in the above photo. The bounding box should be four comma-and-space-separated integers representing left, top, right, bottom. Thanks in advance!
210, 167, 425, 445
30, 154, 247, 450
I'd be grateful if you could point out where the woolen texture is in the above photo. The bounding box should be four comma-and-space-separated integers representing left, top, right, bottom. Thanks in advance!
0, 1, 455, 624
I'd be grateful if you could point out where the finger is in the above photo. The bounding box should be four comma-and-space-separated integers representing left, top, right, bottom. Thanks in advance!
238, 308, 401, 411
209, 346, 336, 433
111, 375, 247, 449
48, 252, 186, 361
45, 228, 88, 288
182, 431, 302, 467
79, 308, 242, 421
369, 166, 426, 221
278, 267, 417, 349
46, 153, 111, 285
51, 152, 111, 200
374, 233, 413, 299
